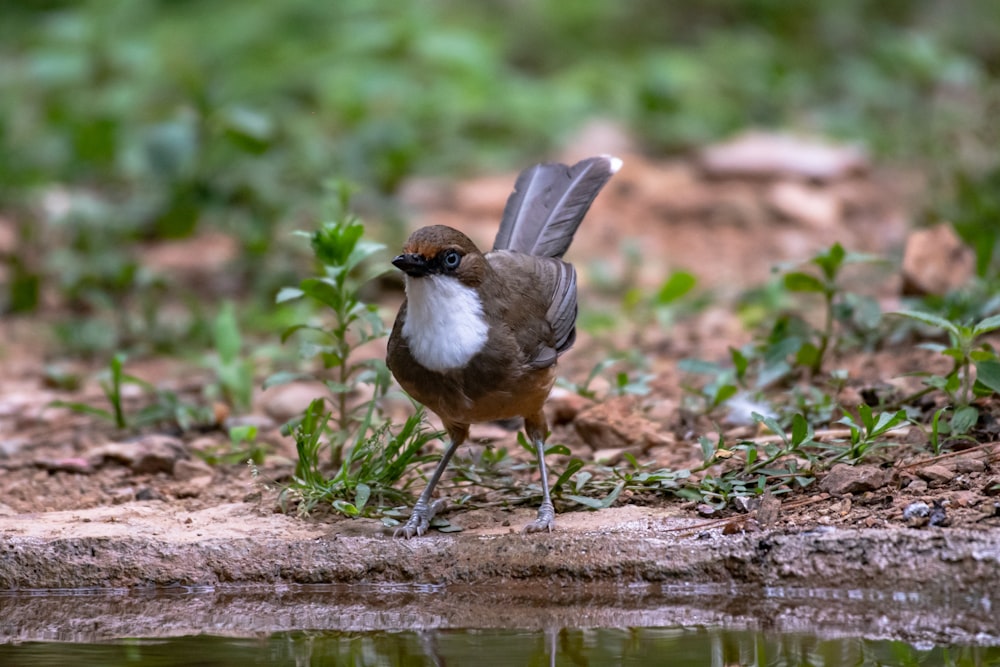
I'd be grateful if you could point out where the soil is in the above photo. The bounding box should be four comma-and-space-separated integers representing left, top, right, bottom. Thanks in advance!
2, 134, 1000, 644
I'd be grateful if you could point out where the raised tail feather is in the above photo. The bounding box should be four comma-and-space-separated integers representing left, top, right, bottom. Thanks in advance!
493, 155, 621, 258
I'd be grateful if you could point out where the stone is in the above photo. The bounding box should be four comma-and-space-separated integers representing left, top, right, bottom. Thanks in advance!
917, 465, 956, 486
545, 388, 594, 425
172, 458, 214, 482
818, 464, 887, 495
767, 181, 841, 229
260, 382, 327, 423
900, 224, 975, 296
698, 131, 868, 181
573, 396, 672, 452
951, 457, 985, 474
88, 435, 186, 474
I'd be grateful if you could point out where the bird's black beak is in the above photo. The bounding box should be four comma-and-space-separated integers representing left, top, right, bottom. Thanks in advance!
392, 253, 430, 277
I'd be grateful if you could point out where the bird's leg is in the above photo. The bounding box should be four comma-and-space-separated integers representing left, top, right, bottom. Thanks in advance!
522, 413, 555, 534
394, 423, 468, 538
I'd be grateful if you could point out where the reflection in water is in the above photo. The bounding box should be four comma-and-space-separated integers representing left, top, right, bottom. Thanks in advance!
2, 627, 998, 667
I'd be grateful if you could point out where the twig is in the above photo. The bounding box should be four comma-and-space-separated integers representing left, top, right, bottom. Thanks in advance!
901, 441, 999, 469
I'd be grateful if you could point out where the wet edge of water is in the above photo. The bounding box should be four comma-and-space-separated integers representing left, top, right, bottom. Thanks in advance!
1, 581, 997, 647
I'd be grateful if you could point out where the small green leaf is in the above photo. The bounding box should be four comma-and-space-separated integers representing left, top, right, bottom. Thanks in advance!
791, 413, 808, 445
564, 494, 605, 509
730, 347, 748, 382
711, 384, 738, 407
553, 458, 585, 493
354, 483, 371, 510
890, 310, 960, 337
975, 359, 1000, 395
951, 405, 979, 435
655, 271, 697, 305
973, 314, 1000, 337
275, 287, 304, 304
699, 435, 717, 463
783, 272, 825, 293
812, 242, 846, 281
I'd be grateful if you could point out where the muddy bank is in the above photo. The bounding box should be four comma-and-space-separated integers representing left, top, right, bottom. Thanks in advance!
1, 504, 997, 595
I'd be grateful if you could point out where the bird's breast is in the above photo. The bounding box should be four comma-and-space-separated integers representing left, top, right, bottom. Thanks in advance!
401, 274, 490, 372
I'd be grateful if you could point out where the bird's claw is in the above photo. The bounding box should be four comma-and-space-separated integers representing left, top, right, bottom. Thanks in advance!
393, 499, 446, 538
522, 500, 555, 534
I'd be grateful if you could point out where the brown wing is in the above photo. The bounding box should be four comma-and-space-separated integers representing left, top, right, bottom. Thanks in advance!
484, 251, 577, 370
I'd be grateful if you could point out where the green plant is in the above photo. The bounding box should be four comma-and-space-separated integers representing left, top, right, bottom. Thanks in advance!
50, 352, 213, 431
623, 269, 699, 343
197, 425, 269, 466
891, 309, 1000, 438
52, 352, 132, 429
282, 398, 438, 517
270, 184, 391, 466
204, 301, 255, 412
779, 242, 883, 376
832, 404, 909, 463
559, 353, 654, 400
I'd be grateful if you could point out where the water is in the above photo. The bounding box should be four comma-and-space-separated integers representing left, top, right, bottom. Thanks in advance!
1, 584, 998, 666
3, 628, 999, 666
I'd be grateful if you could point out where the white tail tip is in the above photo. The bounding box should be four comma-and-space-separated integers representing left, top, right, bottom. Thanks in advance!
603, 155, 623, 174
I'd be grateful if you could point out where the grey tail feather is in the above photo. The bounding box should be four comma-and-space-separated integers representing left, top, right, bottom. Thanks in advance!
493, 155, 621, 258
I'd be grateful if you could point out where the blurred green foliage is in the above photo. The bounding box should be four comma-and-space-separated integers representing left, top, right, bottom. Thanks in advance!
2, 0, 999, 335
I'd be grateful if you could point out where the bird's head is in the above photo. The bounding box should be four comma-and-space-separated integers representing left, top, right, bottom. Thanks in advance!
392, 225, 488, 286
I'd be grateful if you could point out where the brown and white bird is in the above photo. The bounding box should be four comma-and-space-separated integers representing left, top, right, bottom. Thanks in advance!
387, 155, 621, 538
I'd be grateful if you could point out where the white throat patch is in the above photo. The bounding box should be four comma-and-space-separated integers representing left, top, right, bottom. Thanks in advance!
402, 274, 489, 371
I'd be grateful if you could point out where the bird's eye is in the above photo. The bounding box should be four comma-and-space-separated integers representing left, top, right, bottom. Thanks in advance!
442, 250, 461, 270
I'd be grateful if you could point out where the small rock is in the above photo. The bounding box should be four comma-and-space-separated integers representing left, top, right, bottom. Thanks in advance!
951, 490, 978, 508
574, 396, 672, 451
732, 496, 760, 514
135, 487, 163, 501
917, 465, 956, 486
260, 382, 327, 423
767, 181, 841, 229
0, 438, 26, 458
929, 500, 950, 527
818, 464, 887, 495
901, 224, 976, 296
696, 503, 717, 517
902, 501, 930, 527
88, 435, 186, 474
951, 457, 986, 474
172, 458, 214, 482
757, 493, 781, 528
698, 131, 868, 181
546, 388, 594, 425
906, 479, 929, 494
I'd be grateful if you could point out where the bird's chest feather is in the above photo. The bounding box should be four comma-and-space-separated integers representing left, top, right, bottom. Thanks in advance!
401, 274, 490, 372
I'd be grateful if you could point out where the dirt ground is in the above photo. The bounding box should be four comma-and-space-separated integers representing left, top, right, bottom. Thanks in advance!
2, 132, 1000, 610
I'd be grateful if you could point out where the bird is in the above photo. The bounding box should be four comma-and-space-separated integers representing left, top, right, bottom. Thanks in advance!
386, 155, 621, 538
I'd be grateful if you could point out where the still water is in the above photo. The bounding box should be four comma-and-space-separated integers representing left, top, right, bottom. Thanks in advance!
1, 584, 998, 666
3, 627, 999, 666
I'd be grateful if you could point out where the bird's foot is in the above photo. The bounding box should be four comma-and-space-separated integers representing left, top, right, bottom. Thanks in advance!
522, 500, 555, 534
393, 499, 447, 539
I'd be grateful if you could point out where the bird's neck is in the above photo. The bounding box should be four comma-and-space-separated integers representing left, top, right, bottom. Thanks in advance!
402, 274, 489, 371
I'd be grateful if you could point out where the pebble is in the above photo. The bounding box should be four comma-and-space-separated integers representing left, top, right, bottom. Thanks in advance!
818, 464, 887, 495
918, 465, 956, 486
952, 457, 985, 474
88, 435, 186, 474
